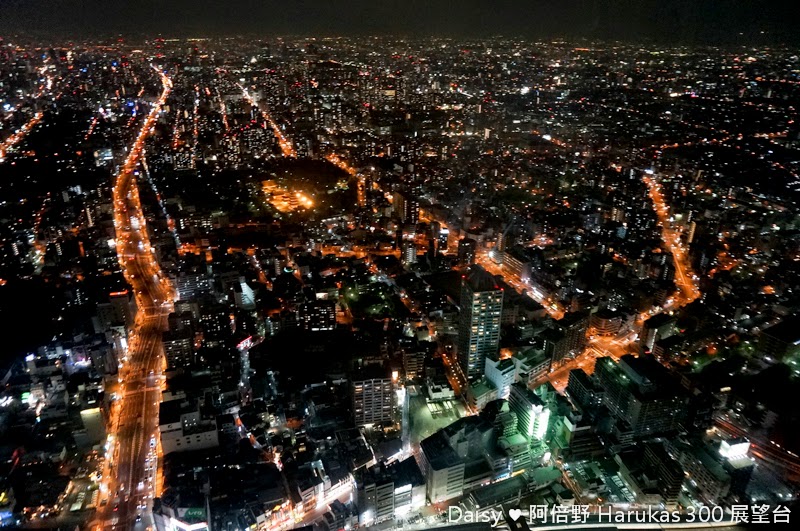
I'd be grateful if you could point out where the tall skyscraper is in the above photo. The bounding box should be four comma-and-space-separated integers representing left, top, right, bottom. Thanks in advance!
457, 266, 503, 380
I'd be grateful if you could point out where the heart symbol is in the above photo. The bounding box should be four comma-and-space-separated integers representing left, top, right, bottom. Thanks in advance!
508, 509, 522, 522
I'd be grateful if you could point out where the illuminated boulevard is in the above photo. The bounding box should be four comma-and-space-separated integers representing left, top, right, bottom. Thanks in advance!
440, 168, 705, 394
527, 169, 705, 392
237, 82, 297, 158
91, 66, 174, 531
325, 152, 366, 207
0, 62, 55, 161
643, 174, 701, 308
0, 112, 44, 162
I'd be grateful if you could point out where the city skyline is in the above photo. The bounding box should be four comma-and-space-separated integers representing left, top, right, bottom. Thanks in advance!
0, 1, 798, 44
0, 28, 799, 531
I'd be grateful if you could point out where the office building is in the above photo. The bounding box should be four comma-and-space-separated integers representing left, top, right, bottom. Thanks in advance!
95, 290, 138, 331
402, 350, 425, 381
589, 309, 623, 337
484, 357, 515, 400
565, 369, 604, 409
642, 314, 677, 352
176, 272, 212, 301
643, 442, 684, 507
437, 227, 449, 252
418, 413, 526, 504
418, 431, 466, 503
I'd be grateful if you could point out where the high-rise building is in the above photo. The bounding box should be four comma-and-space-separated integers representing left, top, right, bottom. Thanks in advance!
437, 227, 449, 252
231, 279, 256, 310
175, 272, 211, 301
159, 398, 219, 455
457, 238, 477, 266
200, 303, 231, 345
643, 442, 684, 507
402, 350, 425, 380
419, 415, 519, 503
543, 311, 589, 363
162, 328, 194, 369
566, 369, 604, 409
401, 241, 417, 266
589, 309, 623, 337
759, 316, 800, 361
393, 190, 419, 225
299, 300, 336, 331
353, 369, 394, 426
594, 355, 688, 438
429, 221, 441, 242
78, 407, 106, 448
168, 311, 194, 334
501, 247, 531, 280
355, 459, 425, 525
508, 382, 549, 443
457, 267, 503, 380
484, 357, 515, 400
642, 314, 677, 352
95, 290, 138, 332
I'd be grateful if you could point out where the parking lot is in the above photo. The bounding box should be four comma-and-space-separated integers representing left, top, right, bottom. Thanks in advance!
408, 393, 466, 445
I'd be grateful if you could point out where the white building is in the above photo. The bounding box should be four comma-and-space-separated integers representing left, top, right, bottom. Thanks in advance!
159, 398, 219, 455
484, 357, 516, 399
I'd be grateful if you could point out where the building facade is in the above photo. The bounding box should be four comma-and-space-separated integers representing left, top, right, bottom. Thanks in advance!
353, 376, 394, 426
457, 267, 503, 380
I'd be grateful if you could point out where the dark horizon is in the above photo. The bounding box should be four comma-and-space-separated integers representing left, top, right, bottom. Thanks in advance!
1, 0, 799, 45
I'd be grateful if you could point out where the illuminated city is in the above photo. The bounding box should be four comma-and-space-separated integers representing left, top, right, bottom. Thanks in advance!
1, 2, 800, 531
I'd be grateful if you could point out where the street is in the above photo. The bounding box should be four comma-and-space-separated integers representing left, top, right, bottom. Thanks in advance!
91, 66, 174, 531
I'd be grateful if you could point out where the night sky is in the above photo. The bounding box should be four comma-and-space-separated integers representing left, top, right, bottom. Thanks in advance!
0, 0, 798, 43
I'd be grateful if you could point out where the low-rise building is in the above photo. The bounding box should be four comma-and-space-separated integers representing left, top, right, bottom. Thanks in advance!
159, 398, 219, 455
